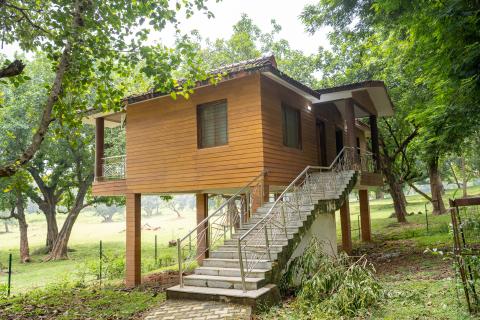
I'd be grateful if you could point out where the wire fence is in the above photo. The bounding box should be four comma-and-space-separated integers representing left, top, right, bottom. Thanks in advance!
0, 254, 12, 297
1, 235, 180, 297
450, 197, 480, 314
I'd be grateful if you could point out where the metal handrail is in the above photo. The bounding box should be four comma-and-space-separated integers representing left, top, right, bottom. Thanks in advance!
237, 146, 363, 291
176, 169, 268, 287
179, 169, 268, 243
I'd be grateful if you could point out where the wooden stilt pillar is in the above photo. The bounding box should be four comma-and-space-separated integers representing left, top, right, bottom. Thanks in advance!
345, 99, 358, 165
369, 115, 381, 172
359, 189, 372, 242
125, 193, 141, 287
196, 193, 209, 263
340, 199, 352, 255
95, 117, 104, 181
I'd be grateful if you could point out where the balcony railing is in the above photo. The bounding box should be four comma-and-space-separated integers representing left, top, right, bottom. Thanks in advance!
100, 155, 126, 180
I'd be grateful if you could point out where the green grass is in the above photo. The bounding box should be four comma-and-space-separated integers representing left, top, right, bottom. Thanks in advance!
2, 186, 479, 319
260, 186, 480, 319
0, 209, 195, 293
0, 281, 165, 320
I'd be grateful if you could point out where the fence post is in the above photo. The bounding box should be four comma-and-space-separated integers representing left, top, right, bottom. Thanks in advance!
99, 240, 102, 287
7, 253, 12, 297
155, 235, 158, 266
425, 203, 429, 234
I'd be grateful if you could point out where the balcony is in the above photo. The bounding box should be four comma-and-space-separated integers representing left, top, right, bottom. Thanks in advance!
97, 155, 126, 181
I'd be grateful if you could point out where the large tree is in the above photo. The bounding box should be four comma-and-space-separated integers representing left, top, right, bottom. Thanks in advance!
0, 0, 212, 177
301, 0, 480, 216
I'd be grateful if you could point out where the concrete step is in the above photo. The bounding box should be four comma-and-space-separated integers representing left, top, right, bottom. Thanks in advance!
223, 238, 289, 246
241, 221, 304, 229
194, 266, 270, 278
247, 213, 310, 223
183, 274, 266, 290
203, 258, 272, 269
211, 250, 279, 260
217, 244, 285, 253
237, 225, 301, 234
232, 230, 297, 239
166, 284, 281, 308
255, 205, 314, 213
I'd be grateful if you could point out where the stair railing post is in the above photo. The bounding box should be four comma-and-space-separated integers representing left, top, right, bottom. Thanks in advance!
264, 226, 272, 261
246, 191, 251, 221
177, 238, 183, 288
237, 239, 247, 292
239, 197, 244, 229
295, 186, 302, 221
281, 203, 288, 238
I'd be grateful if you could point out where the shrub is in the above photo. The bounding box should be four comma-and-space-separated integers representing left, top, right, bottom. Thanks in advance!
281, 238, 383, 318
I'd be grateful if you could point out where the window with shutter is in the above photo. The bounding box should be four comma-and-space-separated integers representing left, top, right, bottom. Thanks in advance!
197, 100, 228, 148
282, 103, 302, 149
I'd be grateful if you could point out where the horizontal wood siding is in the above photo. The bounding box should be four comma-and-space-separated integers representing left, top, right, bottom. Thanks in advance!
261, 76, 316, 186
261, 76, 347, 187
125, 74, 264, 193
92, 180, 127, 196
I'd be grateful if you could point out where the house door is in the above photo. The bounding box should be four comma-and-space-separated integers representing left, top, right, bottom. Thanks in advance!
335, 128, 344, 155
316, 120, 328, 166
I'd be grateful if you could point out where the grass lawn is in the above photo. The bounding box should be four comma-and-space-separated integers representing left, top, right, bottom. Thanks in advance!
260, 186, 480, 319
1, 186, 479, 319
0, 208, 196, 293
0, 282, 165, 320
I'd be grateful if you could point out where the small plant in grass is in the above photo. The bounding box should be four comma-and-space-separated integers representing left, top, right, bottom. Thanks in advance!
280, 238, 383, 318
0, 284, 8, 298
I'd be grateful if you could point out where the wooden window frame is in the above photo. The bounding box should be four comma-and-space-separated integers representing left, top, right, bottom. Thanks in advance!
197, 99, 228, 149
281, 103, 302, 150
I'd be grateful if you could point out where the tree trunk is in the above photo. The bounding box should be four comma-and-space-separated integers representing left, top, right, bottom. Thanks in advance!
15, 194, 30, 263
381, 154, 408, 223
4, 221, 9, 233
428, 157, 447, 215
0, 1, 84, 177
17, 213, 31, 263
375, 188, 384, 199
389, 179, 408, 223
47, 176, 92, 260
41, 204, 59, 251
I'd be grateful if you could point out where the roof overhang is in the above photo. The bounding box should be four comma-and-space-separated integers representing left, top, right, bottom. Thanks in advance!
82, 110, 125, 128
262, 68, 321, 104
316, 81, 394, 117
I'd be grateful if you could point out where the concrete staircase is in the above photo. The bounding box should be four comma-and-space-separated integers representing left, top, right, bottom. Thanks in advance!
167, 170, 358, 307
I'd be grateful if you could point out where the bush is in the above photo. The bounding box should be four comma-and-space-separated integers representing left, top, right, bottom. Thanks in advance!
281, 238, 383, 318
86, 254, 125, 280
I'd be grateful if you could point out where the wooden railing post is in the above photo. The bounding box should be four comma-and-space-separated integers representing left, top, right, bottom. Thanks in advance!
95, 117, 105, 181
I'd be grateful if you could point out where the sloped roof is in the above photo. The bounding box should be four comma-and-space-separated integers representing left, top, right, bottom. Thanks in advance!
117, 55, 394, 118
125, 55, 320, 104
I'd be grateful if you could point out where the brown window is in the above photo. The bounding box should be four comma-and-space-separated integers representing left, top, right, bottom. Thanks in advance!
197, 100, 228, 148
282, 103, 302, 149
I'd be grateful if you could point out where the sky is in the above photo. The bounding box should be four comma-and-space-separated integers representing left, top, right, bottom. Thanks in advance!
2, 0, 330, 58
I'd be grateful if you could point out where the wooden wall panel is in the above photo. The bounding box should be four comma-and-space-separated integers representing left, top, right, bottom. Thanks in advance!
92, 180, 127, 196
261, 76, 344, 186
125, 74, 264, 193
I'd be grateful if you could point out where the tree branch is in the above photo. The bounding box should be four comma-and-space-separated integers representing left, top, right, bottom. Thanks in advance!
0, 59, 25, 78
407, 181, 432, 202
0, 1, 84, 177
